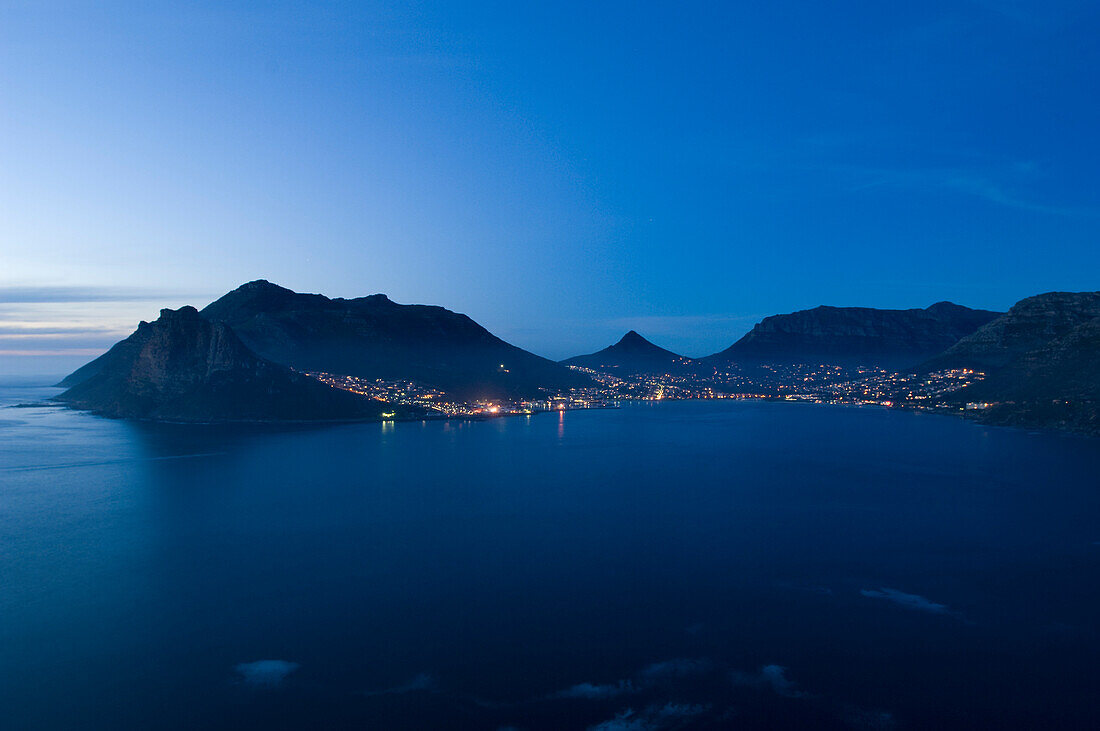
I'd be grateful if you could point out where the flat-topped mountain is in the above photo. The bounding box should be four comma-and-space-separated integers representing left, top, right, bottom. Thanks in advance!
55, 306, 394, 422
561, 330, 698, 375
199, 280, 589, 400
704, 302, 1001, 369
924, 292, 1100, 434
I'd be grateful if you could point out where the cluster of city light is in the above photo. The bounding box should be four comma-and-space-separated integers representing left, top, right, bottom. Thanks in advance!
304, 363, 993, 423
303, 371, 601, 418
563, 365, 739, 402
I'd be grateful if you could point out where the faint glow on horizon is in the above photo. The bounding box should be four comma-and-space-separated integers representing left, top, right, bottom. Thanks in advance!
0, 348, 107, 356
0, 297, 195, 362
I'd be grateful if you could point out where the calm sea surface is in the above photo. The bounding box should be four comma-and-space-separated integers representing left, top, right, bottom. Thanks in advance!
2, 381, 1099, 730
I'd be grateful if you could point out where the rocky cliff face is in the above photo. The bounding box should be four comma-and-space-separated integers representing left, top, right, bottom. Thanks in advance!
200, 280, 590, 400
56, 306, 392, 422
561, 330, 698, 374
923, 292, 1100, 371
705, 302, 1001, 369
1000, 311, 1100, 400
927, 292, 1100, 435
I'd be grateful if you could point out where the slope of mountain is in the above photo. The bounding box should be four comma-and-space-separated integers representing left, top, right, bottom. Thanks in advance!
55, 306, 394, 422
198, 280, 590, 400
922, 292, 1100, 372
561, 331, 698, 375
924, 292, 1100, 435
705, 302, 1001, 369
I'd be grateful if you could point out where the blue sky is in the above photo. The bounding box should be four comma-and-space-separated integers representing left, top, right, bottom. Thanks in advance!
1, 0, 1098, 374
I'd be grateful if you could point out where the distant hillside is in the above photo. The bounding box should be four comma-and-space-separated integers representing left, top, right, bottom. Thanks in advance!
561, 331, 699, 375
705, 302, 1001, 369
198, 280, 590, 400
55, 306, 393, 422
924, 292, 1100, 435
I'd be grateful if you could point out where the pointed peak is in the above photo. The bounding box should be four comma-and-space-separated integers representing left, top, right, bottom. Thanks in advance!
203, 280, 303, 318
617, 330, 648, 345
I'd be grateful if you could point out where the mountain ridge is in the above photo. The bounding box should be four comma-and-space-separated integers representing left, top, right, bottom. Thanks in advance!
922, 292, 1100, 372
198, 280, 590, 400
922, 292, 1100, 435
705, 302, 1002, 369
54, 306, 394, 422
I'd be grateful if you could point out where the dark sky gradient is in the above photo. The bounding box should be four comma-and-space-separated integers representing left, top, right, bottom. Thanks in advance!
1, 1, 1098, 371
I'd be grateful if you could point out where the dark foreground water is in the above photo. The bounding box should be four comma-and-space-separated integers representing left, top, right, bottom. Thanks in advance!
2, 383, 1099, 730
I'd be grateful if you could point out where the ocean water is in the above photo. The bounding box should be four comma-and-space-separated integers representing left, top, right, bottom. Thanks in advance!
2, 382, 1099, 730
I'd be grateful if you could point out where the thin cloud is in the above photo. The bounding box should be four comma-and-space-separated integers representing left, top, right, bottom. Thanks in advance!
730, 664, 808, 699
587, 703, 710, 731
0, 285, 194, 304
0, 324, 127, 335
551, 680, 639, 700
837, 163, 1099, 217
636, 658, 712, 682
941, 175, 1095, 216
860, 587, 952, 614
0, 290, 186, 358
234, 659, 300, 688
0, 348, 106, 356
0, 334, 121, 355
550, 657, 710, 701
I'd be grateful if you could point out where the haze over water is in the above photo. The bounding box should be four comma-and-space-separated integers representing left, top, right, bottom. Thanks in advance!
2, 382, 1099, 729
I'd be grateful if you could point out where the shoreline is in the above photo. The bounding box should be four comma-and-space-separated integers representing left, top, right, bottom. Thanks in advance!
11, 395, 1094, 438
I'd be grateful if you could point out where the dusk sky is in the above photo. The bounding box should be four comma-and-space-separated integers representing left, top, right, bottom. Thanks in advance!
2, 0, 1098, 374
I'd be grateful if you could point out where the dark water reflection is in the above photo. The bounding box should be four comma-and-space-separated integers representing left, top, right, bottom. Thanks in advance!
2, 387, 1099, 729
